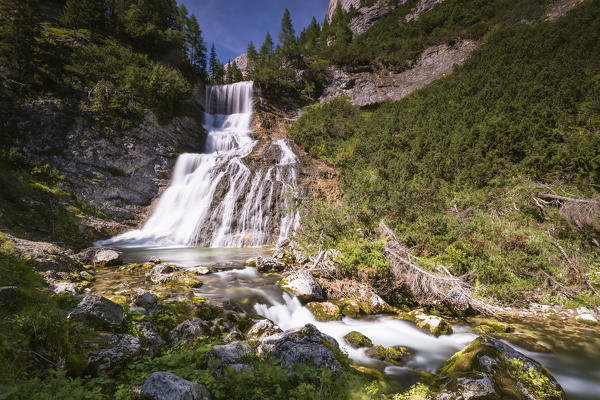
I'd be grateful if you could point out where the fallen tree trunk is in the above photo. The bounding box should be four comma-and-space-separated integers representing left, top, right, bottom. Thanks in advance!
380, 221, 500, 315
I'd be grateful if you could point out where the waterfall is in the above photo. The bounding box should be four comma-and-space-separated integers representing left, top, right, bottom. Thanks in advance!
97, 81, 299, 248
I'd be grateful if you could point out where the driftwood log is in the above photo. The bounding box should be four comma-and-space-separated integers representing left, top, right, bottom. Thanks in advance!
380, 221, 499, 315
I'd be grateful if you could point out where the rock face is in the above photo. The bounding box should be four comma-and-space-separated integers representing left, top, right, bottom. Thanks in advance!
321, 40, 478, 107
246, 319, 283, 340
326, 0, 361, 22
279, 270, 324, 303
68, 294, 124, 329
9, 235, 82, 272
12, 99, 205, 244
140, 372, 211, 400
545, 0, 585, 21
405, 0, 446, 22
258, 324, 342, 373
87, 333, 142, 373
349, 0, 395, 35
435, 336, 567, 400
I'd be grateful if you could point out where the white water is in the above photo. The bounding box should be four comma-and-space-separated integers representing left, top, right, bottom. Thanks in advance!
97, 82, 299, 248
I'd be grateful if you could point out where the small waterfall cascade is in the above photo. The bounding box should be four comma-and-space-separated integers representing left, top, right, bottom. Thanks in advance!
98, 81, 300, 248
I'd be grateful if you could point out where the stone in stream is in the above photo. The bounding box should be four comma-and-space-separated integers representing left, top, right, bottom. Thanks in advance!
169, 318, 205, 345
306, 301, 342, 321
133, 288, 159, 313
258, 324, 342, 373
92, 248, 122, 266
246, 319, 282, 340
68, 294, 124, 329
434, 335, 567, 400
336, 298, 361, 318
140, 372, 211, 400
255, 256, 285, 273
576, 313, 598, 325
409, 311, 453, 336
87, 333, 142, 373
189, 266, 211, 275
364, 345, 409, 365
279, 270, 324, 303
344, 331, 373, 348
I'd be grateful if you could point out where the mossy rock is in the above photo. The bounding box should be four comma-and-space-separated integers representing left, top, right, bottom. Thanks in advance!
335, 298, 361, 318
413, 313, 453, 336
365, 345, 408, 365
344, 331, 373, 348
306, 301, 342, 321
351, 365, 392, 393
473, 319, 514, 334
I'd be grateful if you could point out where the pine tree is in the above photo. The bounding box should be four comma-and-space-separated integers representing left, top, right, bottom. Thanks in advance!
209, 43, 218, 82
330, 3, 352, 46
299, 16, 320, 49
61, 0, 108, 31
186, 14, 207, 78
0, 0, 40, 81
278, 8, 295, 47
246, 41, 258, 72
230, 61, 244, 83
225, 59, 233, 84
259, 32, 275, 64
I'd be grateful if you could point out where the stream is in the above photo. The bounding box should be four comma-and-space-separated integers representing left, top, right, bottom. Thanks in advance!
109, 246, 600, 400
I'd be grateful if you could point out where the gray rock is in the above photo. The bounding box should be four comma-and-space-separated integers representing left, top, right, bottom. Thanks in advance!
189, 266, 211, 275
279, 270, 324, 303
208, 341, 253, 366
140, 372, 211, 400
405, 0, 445, 22
93, 248, 122, 266
246, 319, 282, 340
256, 256, 285, 273
88, 334, 141, 373
133, 289, 159, 311
435, 335, 566, 400
68, 294, 124, 329
169, 318, 205, 345
258, 324, 342, 373
148, 263, 182, 284
137, 321, 165, 357
223, 328, 244, 343
52, 282, 79, 296
148, 256, 162, 264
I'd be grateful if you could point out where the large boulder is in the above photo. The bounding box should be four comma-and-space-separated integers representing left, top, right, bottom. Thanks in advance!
140, 372, 211, 400
258, 324, 342, 373
68, 294, 123, 329
87, 334, 141, 373
92, 248, 122, 266
435, 335, 567, 400
246, 319, 282, 340
208, 341, 253, 366
169, 318, 205, 345
137, 321, 165, 357
344, 331, 373, 348
279, 270, 324, 303
306, 301, 342, 321
255, 256, 285, 273
133, 289, 159, 313
410, 311, 453, 336
148, 264, 202, 287
51, 282, 79, 296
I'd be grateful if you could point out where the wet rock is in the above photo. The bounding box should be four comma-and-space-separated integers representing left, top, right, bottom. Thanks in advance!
92, 248, 122, 267
319, 279, 391, 314
137, 321, 165, 357
148, 256, 162, 264
258, 324, 342, 373
208, 341, 253, 367
473, 319, 514, 334
88, 334, 141, 373
189, 266, 211, 275
411, 312, 453, 336
306, 301, 342, 321
148, 264, 202, 287
576, 314, 598, 325
223, 328, 244, 343
244, 257, 256, 267
336, 298, 361, 318
169, 318, 205, 345
279, 270, 324, 303
344, 331, 373, 348
435, 335, 566, 400
365, 345, 408, 365
52, 282, 79, 296
140, 372, 211, 400
68, 294, 124, 329
80, 270, 95, 282
246, 319, 283, 340
133, 289, 159, 312
256, 256, 285, 273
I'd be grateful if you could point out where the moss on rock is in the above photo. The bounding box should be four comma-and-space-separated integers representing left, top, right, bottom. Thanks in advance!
306, 301, 342, 321
365, 345, 408, 365
344, 331, 373, 348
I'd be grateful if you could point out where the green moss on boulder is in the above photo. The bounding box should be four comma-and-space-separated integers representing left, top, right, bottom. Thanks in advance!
306, 301, 342, 321
344, 331, 373, 348
365, 345, 408, 365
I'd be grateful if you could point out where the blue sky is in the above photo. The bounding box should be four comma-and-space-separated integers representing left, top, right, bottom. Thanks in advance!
179, 0, 329, 63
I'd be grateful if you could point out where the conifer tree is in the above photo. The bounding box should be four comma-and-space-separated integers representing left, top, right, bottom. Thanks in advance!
278, 8, 295, 47
0, 0, 40, 81
330, 3, 352, 46
229, 61, 244, 83
259, 32, 274, 64
246, 41, 258, 72
186, 14, 207, 77
225, 59, 233, 84
209, 43, 218, 82
61, 0, 107, 31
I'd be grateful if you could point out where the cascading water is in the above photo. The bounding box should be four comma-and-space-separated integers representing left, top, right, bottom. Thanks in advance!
97, 81, 299, 248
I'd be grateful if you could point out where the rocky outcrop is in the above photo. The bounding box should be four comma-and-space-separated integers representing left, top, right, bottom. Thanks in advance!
405, 0, 446, 22
140, 372, 211, 400
207, 341, 253, 369
279, 270, 324, 303
12, 99, 205, 243
326, 0, 361, 22
169, 318, 205, 345
255, 256, 285, 273
349, 0, 395, 35
320, 39, 478, 107
258, 324, 342, 373
319, 279, 391, 314
68, 294, 124, 329
545, 0, 585, 21
435, 335, 567, 399
8, 234, 82, 272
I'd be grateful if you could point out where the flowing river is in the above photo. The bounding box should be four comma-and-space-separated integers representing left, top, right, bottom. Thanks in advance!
95, 83, 600, 399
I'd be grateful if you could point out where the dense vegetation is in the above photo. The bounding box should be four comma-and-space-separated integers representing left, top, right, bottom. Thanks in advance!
290, 1, 600, 305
